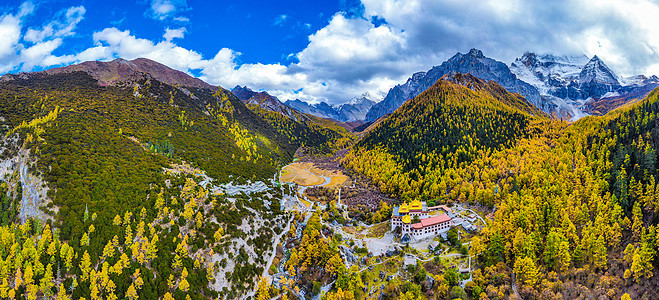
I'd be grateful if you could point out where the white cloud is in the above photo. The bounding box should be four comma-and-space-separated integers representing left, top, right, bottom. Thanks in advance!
198, 48, 309, 94
5, 0, 659, 107
296, 14, 408, 82
359, 0, 659, 77
0, 3, 32, 72
24, 6, 86, 43
187, 13, 413, 103
147, 0, 188, 21
16, 1, 35, 18
0, 14, 22, 61
163, 27, 186, 42
273, 14, 288, 26
0, 2, 86, 73
21, 38, 75, 71
215, 0, 659, 102
89, 28, 205, 72
75, 45, 111, 62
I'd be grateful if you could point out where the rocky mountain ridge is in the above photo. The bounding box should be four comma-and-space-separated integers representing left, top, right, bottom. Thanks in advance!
231, 85, 300, 121
365, 48, 545, 122
285, 92, 376, 123
511, 52, 659, 119
0, 57, 218, 91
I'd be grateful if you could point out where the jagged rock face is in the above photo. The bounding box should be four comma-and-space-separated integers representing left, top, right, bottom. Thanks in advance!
511, 52, 589, 92
335, 93, 377, 122
511, 52, 659, 119
231, 86, 300, 121
572, 56, 622, 101
231, 85, 258, 101
284, 93, 376, 122
285, 99, 341, 120
0, 147, 53, 223
579, 56, 620, 85
365, 48, 543, 122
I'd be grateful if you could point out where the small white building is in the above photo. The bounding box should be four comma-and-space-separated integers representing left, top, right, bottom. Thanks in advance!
467, 214, 479, 223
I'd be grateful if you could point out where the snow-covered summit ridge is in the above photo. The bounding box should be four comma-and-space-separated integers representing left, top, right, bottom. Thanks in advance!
340, 92, 378, 107
510, 52, 659, 120
579, 55, 620, 85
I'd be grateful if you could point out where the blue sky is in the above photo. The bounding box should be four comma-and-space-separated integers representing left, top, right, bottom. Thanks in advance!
0, 0, 362, 66
2, 0, 659, 104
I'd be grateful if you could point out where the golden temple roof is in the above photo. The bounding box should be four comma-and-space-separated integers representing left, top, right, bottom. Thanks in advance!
402, 215, 411, 224
399, 203, 409, 214
409, 199, 423, 211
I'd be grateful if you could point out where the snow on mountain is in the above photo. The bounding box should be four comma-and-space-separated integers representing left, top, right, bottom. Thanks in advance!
511, 53, 588, 91
365, 48, 545, 122
285, 99, 341, 120
341, 92, 376, 106
579, 55, 620, 85
621, 75, 659, 86
336, 93, 377, 122
510, 52, 658, 120
285, 92, 377, 122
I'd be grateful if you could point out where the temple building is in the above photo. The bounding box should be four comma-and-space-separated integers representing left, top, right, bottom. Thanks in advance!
391, 200, 453, 242
391, 200, 428, 230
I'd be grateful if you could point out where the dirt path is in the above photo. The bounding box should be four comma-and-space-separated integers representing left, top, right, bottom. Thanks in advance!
510, 269, 521, 299
244, 215, 294, 300
261, 215, 294, 279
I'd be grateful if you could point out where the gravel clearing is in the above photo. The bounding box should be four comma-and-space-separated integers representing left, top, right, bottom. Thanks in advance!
0, 149, 53, 223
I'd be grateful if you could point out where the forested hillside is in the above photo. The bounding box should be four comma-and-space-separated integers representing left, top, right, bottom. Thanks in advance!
0, 68, 333, 299
0, 71, 296, 235
344, 73, 659, 298
1, 61, 657, 299
246, 104, 356, 155
345, 73, 546, 201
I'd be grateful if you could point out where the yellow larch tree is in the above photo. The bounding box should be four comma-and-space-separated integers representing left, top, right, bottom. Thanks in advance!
113, 215, 122, 226
178, 278, 190, 293
125, 283, 138, 300
256, 276, 270, 300
80, 251, 92, 281
57, 283, 69, 300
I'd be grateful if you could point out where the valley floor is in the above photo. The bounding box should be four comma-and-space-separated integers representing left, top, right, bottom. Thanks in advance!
249, 150, 490, 300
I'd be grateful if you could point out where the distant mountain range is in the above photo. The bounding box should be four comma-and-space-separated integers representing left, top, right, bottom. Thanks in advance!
65, 51, 653, 127
365, 49, 544, 122
285, 93, 377, 123
230, 85, 376, 125
223, 49, 657, 125
362, 49, 658, 122
510, 52, 659, 118
231, 85, 300, 121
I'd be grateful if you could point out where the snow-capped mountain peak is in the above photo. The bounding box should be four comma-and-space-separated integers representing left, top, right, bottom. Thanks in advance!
343, 92, 377, 106
284, 92, 377, 123
511, 52, 589, 80
579, 55, 620, 85
365, 48, 543, 122
468, 48, 485, 58
510, 52, 657, 121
